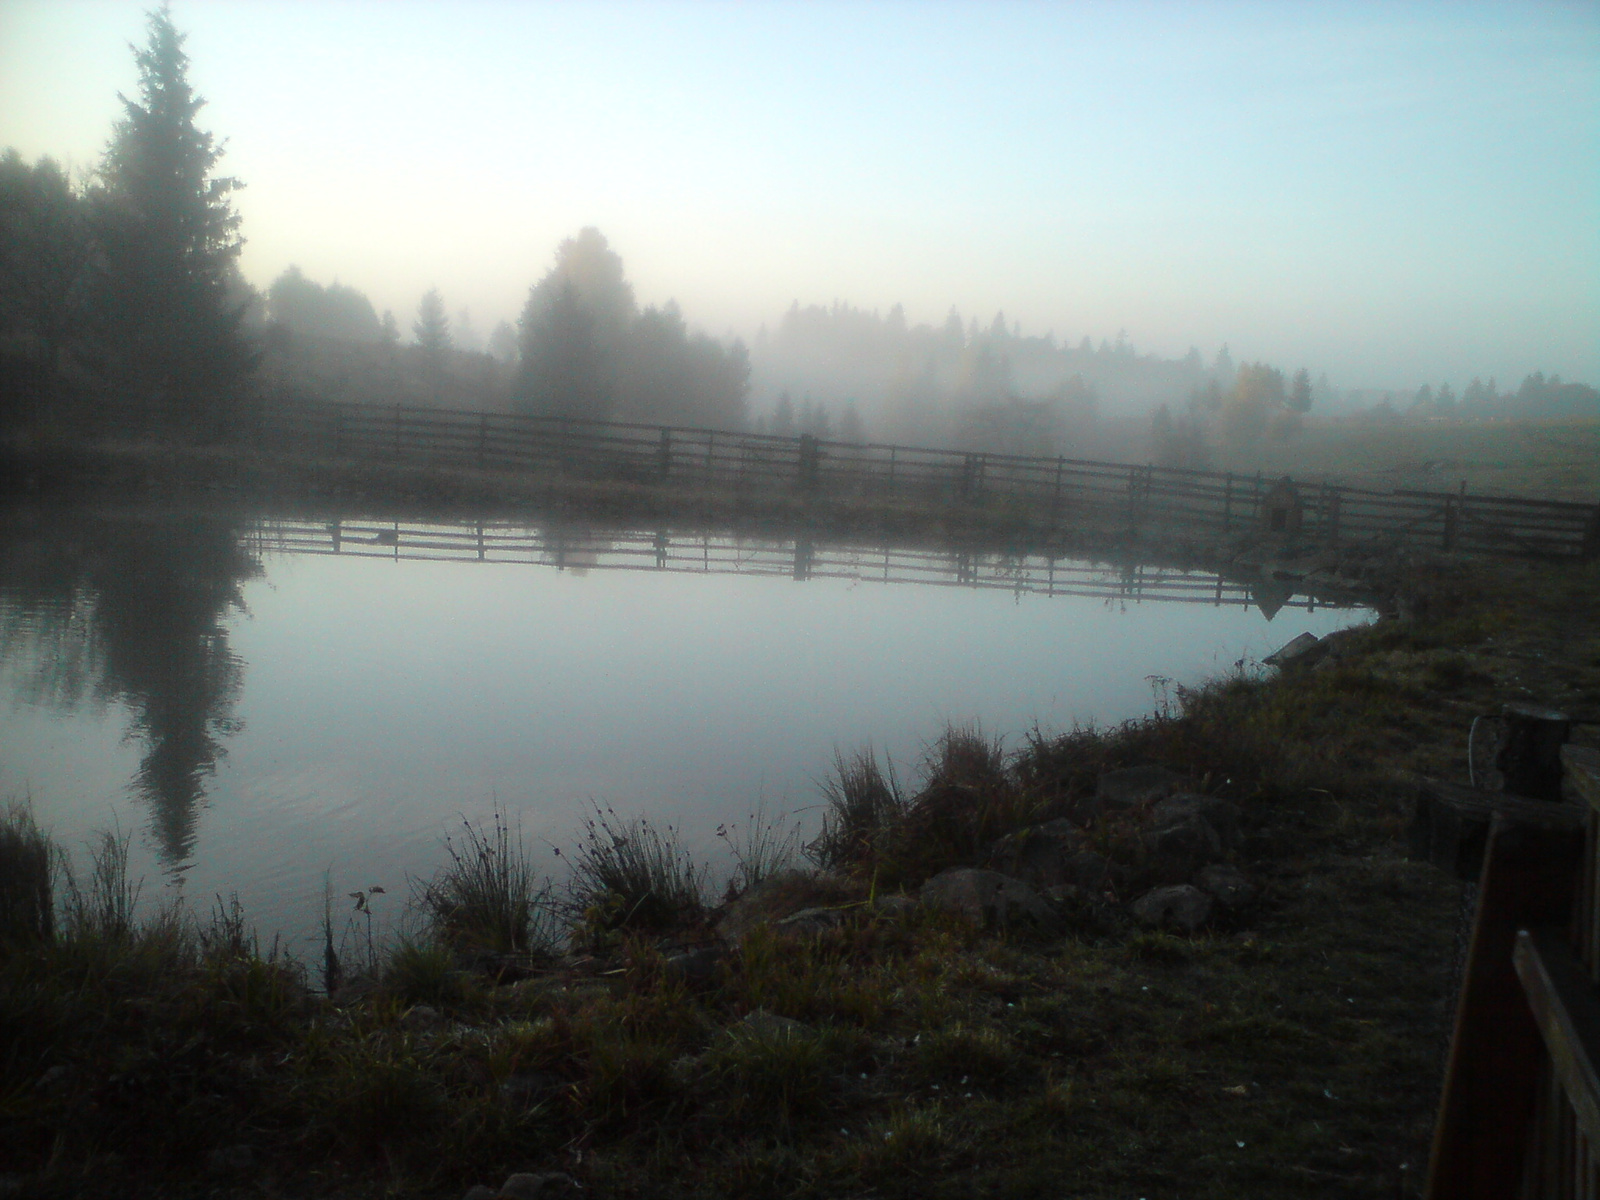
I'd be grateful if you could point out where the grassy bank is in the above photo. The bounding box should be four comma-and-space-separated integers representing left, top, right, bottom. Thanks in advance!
3, 552, 1598, 1198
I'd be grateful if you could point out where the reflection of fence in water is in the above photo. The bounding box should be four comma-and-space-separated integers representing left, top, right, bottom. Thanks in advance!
248, 516, 1349, 613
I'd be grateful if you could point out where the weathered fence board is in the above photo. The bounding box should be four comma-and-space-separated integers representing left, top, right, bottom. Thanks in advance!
92, 396, 1599, 559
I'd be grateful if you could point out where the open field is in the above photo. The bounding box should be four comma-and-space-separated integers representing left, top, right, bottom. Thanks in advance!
1214, 418, 1600, 502
3, 541, 1598, 1198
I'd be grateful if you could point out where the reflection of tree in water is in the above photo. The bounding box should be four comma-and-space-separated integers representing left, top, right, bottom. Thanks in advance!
0, 509, 258, 861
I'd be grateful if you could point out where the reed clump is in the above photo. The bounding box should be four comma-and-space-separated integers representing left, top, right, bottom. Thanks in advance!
718, 801, 804, 897
807, 748, 906, 871
568, 805, 707, 935
416, 812, 557, 958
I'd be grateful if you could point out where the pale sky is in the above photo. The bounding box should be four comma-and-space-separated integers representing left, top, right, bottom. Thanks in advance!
2, 0, 1595, 389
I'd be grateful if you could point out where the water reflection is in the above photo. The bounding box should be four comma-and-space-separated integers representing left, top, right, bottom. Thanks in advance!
0, 507, 258, 860
251, 515, 1342, 614
2, 502, 1359, 886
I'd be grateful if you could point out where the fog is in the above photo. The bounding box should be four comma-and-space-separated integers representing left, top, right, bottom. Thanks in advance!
2, 0, 1595, 404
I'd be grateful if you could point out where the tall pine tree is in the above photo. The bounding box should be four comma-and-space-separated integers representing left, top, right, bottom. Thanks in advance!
95, 5, 252, 418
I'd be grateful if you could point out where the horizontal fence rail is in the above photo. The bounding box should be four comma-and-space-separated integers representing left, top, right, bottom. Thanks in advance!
246, 515, 1354, 615
91, 396, 1598, 560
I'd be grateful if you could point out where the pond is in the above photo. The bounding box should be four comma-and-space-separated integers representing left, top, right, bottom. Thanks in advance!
0, 504, 1370, 949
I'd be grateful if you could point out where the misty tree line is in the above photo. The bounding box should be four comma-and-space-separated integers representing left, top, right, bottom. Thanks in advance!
0, 8, 751, 434
745, 301, 1245, 457
2, 8, 1593, 450
1402, 373, 1600, 422
0, 9, 254, 429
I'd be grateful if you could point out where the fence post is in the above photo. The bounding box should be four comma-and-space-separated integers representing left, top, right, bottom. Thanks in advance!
1442, 487, 1461, 551
1584, 506, 1600, 561
1053, 457, 1064, 514
393, 404, 402, 461
1223, 472, 1233, 531
658, 428, 671, 478
798, 435, 819, 493
1326, 485, 1342, 544
705, 431, 715, 485
888, 446, 897, 494
1253, 471, 1263, 524
477, 413, 487, 469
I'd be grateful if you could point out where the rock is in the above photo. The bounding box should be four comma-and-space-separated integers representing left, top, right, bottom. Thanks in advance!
871, 893, 918, 919
919, 868, 1060, 933
499, 1173, 580, 1200
206, 1144, 255, 1175
463, 1187, 498, 1200
1143, 814, 1223, 879
737, 1008, 812, 1039
401, 1004, 442, 1031
1131, 884, 1213, 931
1196, 863, 1257, 910
1149, 793, 1242, 849
715, 869, 860, 944
775, 907, 847, 937
988, 819, 1100, 888
1263, 631, 1326, 668
663, 945, 725, 985
1096, 764, 1184, 811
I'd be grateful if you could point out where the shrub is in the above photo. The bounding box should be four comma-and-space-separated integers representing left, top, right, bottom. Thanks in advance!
885, 724, 1044, 883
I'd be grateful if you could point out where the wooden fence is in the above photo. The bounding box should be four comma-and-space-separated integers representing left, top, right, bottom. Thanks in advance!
227, 399, 1599, 561
246, 515, 1349, 615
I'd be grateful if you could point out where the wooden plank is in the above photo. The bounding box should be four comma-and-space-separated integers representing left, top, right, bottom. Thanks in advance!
1426, 814, 1585, 1200
1566, 747, 1600, 814
1408, 778, 1585, 880
1515, 927, 1600, 1145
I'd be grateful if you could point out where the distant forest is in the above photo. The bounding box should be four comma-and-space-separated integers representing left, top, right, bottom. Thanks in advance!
1, 7, 1595, 460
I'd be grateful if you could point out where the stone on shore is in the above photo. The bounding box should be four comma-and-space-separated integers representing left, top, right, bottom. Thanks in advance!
989, 818, 1106, 891
1096, 764, 1185, 811
1195, 863, 1258, 910
1149, 793, 1242, 850
920, 867, 1060, 932
1131, 884, 1213, 931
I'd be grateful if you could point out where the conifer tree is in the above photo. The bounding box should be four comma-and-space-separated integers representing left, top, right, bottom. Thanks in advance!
95, 5, 251, 412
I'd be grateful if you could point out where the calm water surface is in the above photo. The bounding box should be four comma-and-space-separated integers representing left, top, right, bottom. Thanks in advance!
0, 507, 1369, 947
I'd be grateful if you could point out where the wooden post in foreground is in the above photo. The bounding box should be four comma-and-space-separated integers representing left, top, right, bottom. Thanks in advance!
1426, 812, 1584, 1199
